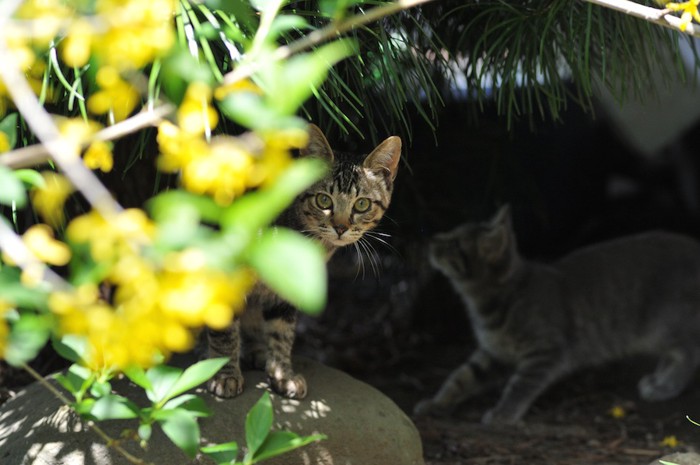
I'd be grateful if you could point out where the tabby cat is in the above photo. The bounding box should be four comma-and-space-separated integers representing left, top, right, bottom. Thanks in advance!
415, 205, 700, 424
207, 124, 401, 398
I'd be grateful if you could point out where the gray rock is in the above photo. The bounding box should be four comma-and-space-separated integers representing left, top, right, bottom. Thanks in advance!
0, 358, 423, 465
649, 452, 700, 465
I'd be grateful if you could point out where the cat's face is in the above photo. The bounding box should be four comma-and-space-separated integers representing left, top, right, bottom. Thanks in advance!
430, 206, 516, 284
298, 125, 401, 248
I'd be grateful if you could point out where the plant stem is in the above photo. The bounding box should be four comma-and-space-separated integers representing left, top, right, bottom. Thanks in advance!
0, 105, 174, 170
222, 0, 437, 86
583, 0, 700, 38
21, 363, 153, 465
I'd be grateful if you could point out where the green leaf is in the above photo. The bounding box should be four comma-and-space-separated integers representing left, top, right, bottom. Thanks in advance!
0, 272, 49, 311
246, 228, 326, 314
161, 357, 229, 404
123, 365, 153, 392
0, 165, 27, 208
4, 313, 52, 366
218, 92, 305, 130
163, 394, 212, 417
159, 408, 201, 458
52, 335, 88, 364
90, 394, 140, 420
0, 113, 18, 150
160, 48, 214, 105
268, 15, 310, 39
254, 431, 326, 462
266, 40, 357, 115
250, 0, 285, 15
149, 190, 223, 225
73, 398, 96, 417
146, 364, 183, 404
201, 441, 239, 465
55, 363, 92, 396
13, 169, 45, 189
245, 392, 273, 459
89, 380, 112, 398
221, 157, 327, 235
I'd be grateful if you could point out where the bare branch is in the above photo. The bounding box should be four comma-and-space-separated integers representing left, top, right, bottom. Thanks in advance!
583, 0, 700, 38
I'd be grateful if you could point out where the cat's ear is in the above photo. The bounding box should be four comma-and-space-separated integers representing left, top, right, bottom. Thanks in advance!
489, 204, 512, 229
363, 136, 402, 182
300, 124, 334, 162
479, 205, 512, 261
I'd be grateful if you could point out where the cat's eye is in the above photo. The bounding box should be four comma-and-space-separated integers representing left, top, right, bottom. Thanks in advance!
353, 198, 372, 213
315, 193, 333, 210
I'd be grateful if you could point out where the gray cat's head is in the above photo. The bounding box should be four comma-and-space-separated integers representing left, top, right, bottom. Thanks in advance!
297, 124, 401, 247
429, 205, 519, 284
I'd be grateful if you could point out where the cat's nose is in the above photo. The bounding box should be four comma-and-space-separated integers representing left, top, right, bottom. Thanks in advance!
333, 224, 348, 236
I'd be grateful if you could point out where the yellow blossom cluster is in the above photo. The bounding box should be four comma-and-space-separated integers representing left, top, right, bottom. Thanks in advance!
6, 0, 176, 122
0, 299, 11, 359
46, 209, 255, 370
157, 82, 308, 205
31, 172, 75, 228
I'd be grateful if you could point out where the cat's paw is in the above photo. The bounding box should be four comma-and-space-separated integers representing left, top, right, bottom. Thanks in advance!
638, 373, 684, 402
269, 373, 307, 399
207, 373, 245, 398
413, 398, 450, 417
481, 407, 523, 426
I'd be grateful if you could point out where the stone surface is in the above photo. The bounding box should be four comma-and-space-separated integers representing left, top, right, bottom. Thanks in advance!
649, 452, 700, 465
0, 358, 423, 465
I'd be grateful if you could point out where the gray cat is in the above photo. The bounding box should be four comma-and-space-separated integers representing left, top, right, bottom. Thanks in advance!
207, 124, 401, 398
415, 205, 700, 424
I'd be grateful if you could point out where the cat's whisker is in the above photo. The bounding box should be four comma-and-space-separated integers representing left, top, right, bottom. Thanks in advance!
357, 237, 381, 278
352, 241, 367, 280
364, 231, 401, 257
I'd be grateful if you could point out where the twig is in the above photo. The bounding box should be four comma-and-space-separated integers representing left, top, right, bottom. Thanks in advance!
0, 4, 122, 217
0, 105, 174, 170
0, 218, 69, 291
21, 363, 152, 465
583, 0, 700, 38
222, 0, 437, 86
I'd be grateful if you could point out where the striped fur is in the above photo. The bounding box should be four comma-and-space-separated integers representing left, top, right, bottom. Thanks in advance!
207, 124, 401, 398
415, 205, 700, 424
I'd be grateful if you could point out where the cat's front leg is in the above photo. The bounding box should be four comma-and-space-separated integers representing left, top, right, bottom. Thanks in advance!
263, 302, 307, 399
414, 349, 509, 417
483, 349, 564, 425
206, 320, 245, 398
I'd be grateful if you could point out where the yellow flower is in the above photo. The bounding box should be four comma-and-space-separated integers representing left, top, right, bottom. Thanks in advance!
62, 19, 93, 68
67, 209, 155, 262
57, 117, 103, 153
83, 140, 114, 172
665, 0, 700, 31
0, 302, 11, 359
214, 79, 264, 101
609, 405, 626, 419
0, 132, 9, 153
87, 67, 140, 122
22, 224, 71, 266
177, 82, 219, 135
93, 0, 176, 71
30, 172, 74, 228
660, 435, 680, 448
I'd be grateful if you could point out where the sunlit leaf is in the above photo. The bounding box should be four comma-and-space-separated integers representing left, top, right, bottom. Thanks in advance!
159, 408, 201, 458
146, 364, 183, 404
0, 165, 26, 208
161, 357, 229, 404
4, 313, 52, 366
0, 113, 18, 150
246, 228, 326, 314
254, 431, 327, 462
201, 441, 239, 465
91, 394, 140, 420
245, 391, 273, 458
